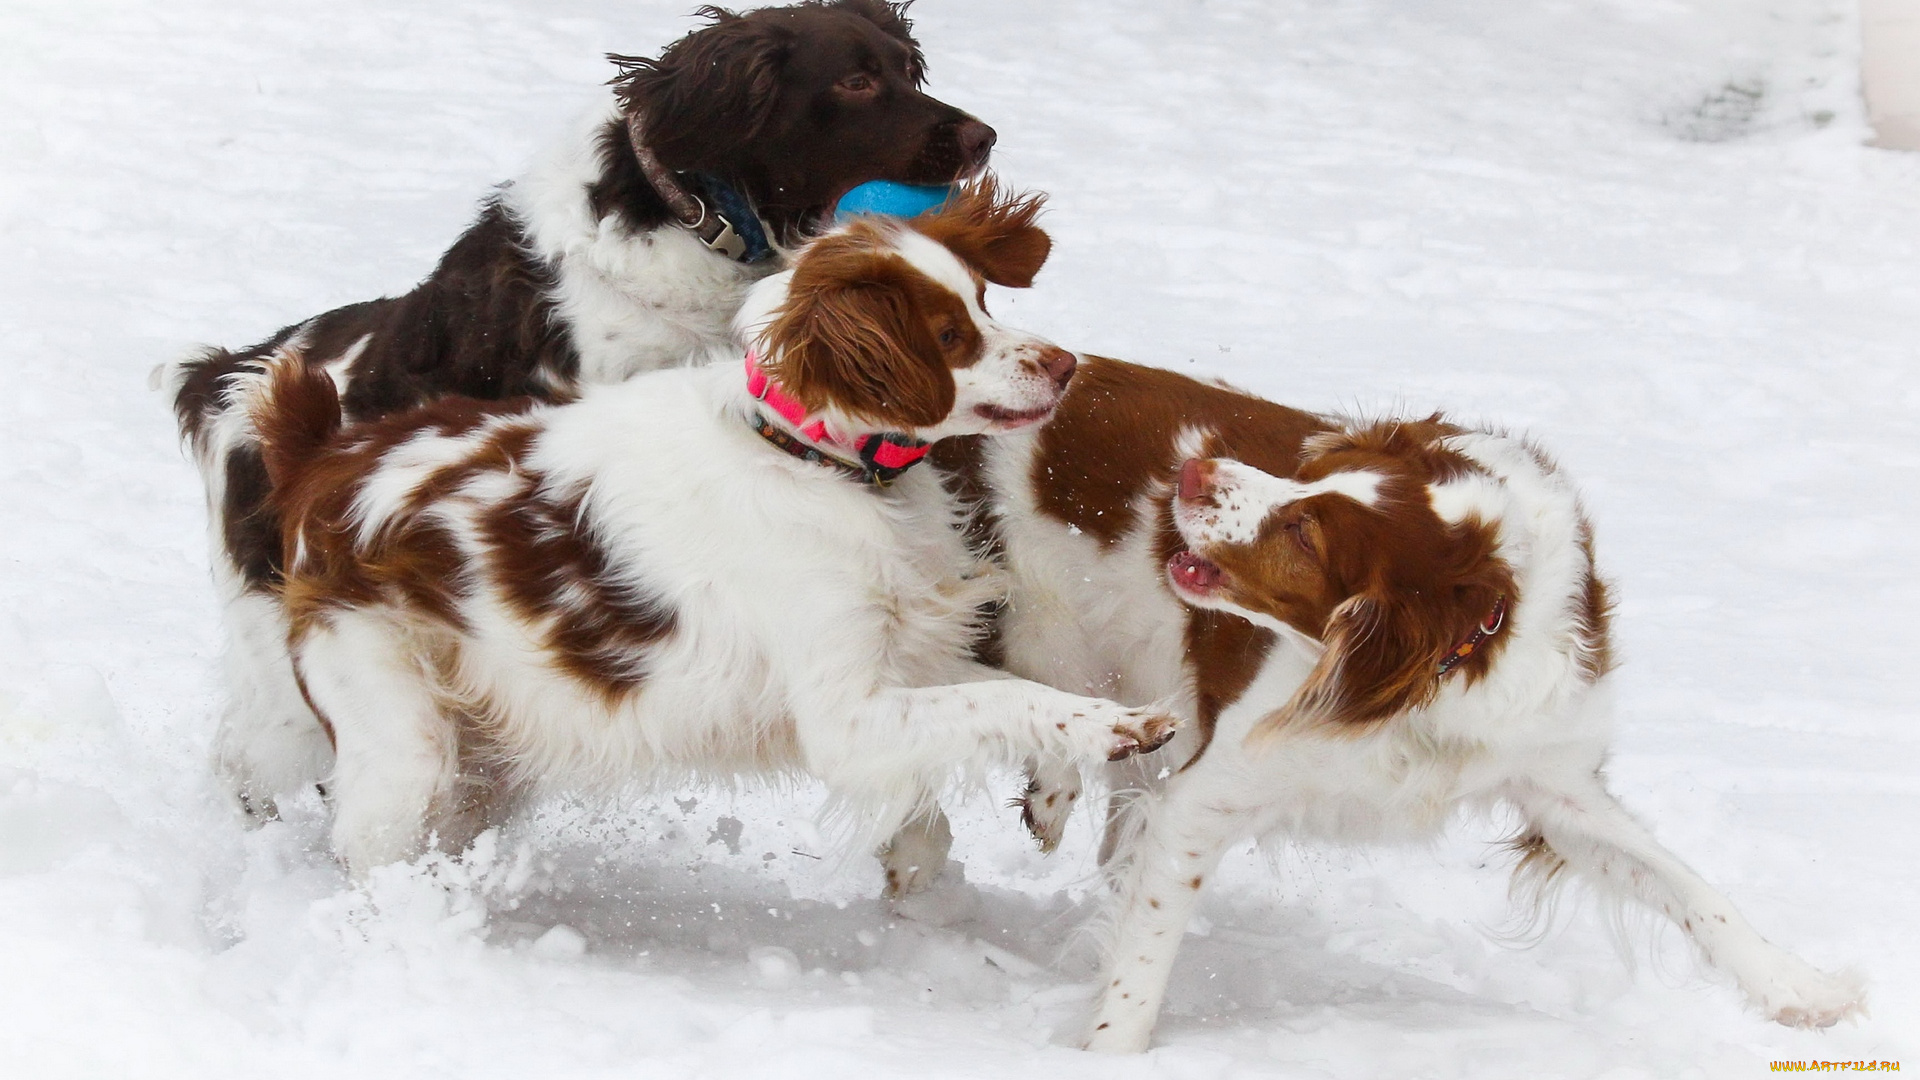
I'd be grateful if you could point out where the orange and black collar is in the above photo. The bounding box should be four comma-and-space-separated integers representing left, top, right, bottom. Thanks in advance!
1437, 595, 1507, 677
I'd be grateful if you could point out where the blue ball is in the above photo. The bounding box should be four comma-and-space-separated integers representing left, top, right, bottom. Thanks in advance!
835, 181, 955, 222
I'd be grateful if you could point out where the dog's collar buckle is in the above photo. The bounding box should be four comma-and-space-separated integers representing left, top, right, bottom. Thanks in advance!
1437, 594, 1507, 678
704, 215, 749, 262
624, 109, 769, 264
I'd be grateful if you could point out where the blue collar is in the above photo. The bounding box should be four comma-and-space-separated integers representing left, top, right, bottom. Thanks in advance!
622, 111, 777, 265
688, 174, 776, 264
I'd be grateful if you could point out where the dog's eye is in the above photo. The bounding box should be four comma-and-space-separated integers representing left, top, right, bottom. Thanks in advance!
839, 74, 876, 94
1285, 517, 1317, 557
937, 327, 958, 346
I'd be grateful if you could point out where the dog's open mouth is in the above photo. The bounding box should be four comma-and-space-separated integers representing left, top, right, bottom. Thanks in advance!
975, 402, 1055, 429
1166, 550, 1224, 596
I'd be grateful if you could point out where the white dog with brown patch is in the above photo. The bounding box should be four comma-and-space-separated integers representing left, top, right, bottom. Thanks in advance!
231, 187, 1178, 887
961, 357, 1864, 1051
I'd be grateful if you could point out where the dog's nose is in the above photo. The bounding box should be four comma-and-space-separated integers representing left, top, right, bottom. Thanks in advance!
1178, 459, 1214, 501
956, 119, 997, 168
1039, 347, 1076, 389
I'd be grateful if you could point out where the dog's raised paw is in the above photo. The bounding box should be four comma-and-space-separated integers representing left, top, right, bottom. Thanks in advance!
1108, 708, 1181, 761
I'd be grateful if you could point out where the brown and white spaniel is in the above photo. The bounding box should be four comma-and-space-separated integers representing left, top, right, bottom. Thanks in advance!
952, 357, 1865, 1051
233, 186, 1177, 886
165, 0, 998, 821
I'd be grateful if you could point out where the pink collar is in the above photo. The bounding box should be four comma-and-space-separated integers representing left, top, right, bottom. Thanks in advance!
743, 351, 931, 486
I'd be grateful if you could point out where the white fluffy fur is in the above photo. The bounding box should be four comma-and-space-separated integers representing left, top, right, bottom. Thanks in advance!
259, 224, 1175, 885
987, 422, 1865, 1051
510, 104, 772, 390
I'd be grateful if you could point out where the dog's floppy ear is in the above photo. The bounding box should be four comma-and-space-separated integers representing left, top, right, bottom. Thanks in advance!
759, 234, 955, 430
830, 0, 925, 82
912, 175, 1052, 289
609, 8, 792, 167
1246, 579, 1506, 745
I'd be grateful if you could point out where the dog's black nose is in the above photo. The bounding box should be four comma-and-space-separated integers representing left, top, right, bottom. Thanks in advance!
957, 119, 996, 168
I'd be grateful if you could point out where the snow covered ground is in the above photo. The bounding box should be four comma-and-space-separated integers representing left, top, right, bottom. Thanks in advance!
2, 0, 1916, 1075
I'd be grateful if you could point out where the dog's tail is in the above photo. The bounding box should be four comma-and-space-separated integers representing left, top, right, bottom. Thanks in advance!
245, 348, 344, 495
159, 347, 266, 459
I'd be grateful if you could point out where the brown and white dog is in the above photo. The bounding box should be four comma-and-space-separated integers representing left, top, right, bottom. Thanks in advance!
230, 187, 1177, 885
166, 0, 996, 819
953, 357, 1864, 1051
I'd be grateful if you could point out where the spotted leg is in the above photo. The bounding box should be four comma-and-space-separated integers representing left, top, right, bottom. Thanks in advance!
1507, 774, 1865, 1029
1085, 768, 1244, 1053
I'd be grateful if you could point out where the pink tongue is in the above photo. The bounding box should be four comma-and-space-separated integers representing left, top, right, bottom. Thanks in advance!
1168, 551, 1221, 590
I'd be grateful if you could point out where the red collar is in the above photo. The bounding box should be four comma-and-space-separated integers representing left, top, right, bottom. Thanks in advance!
1436, 595, 1507, 677
742, 352, 930, 487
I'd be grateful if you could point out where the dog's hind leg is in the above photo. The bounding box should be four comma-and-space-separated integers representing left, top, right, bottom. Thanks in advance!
879, 804, 953, 898
1506, 774, 1865, 1029
210, 584, 334, 822
295, 612, 460, 879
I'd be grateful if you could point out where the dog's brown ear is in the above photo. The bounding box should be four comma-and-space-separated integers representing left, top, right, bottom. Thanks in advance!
1246, 580, 1504, 745
250, 350, 343, 496
912, 175, 1052, 289
830, 0, 925, 82
760, 234, 955, 430
609, 9, 792, 166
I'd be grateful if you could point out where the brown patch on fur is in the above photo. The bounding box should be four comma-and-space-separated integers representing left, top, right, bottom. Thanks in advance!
338, 207, 581, 423
1029, 357, 1333, 546
760, 220, 971, 428
257, 357, 677, 708
220, 444, 280, 589
928, 434, 1007, 666
476, 479, 678, 706
1574, 524, 1616, 682
249, 362, 520, 646
1182, 608, 1275, 763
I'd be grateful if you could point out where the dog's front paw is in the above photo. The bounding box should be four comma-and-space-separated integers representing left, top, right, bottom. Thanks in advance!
1058, 701, 1182, 766
1756, 964, 1867, 1029
1105, 706, 1180, 761
1017, 763, 1081, 854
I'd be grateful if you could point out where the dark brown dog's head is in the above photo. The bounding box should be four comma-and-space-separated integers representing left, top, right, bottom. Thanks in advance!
612, 1, 993, 236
